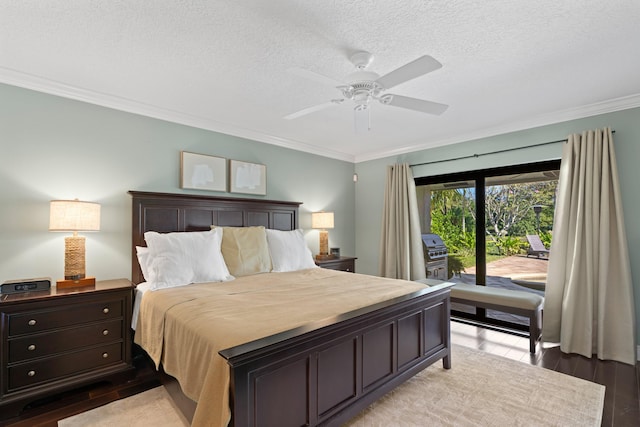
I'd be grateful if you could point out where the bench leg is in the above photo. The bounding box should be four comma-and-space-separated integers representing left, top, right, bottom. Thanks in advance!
529, 307, 542, 353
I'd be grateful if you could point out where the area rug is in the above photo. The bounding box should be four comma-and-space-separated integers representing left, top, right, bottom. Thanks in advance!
57, 386, 190, 427
58, 345, 604, 427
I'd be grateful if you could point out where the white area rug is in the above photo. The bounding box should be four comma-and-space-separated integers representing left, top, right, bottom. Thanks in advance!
59, 345, 604, 427
58, 386, 189, 427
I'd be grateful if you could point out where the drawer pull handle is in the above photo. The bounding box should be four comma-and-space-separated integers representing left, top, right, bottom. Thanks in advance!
102, 329, 109, 336
28, 344, 36, 351
103, 307, 110, 314
28, 319, 37, 326
102, 352, 109, 359
27, 370, 36, 377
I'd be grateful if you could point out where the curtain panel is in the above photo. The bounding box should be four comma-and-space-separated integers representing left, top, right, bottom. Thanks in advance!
378, 163, 426, 281
542, 127, 636, 365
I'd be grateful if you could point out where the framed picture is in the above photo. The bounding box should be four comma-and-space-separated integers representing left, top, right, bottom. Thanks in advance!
180, 151, 227, 192
330, 247, 340, 257
229, 160, 267, 195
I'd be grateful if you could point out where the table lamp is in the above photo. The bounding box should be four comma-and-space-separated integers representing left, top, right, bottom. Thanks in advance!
312, 211, 334, 260
49, 199, 100, 288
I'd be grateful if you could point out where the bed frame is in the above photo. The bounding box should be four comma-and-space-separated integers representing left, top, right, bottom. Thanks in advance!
130, 190, 452, 426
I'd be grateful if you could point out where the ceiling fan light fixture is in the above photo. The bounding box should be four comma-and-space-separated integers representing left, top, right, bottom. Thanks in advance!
353, 90, 371, 104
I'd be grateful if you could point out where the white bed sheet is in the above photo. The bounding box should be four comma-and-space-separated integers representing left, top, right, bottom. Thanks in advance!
131, 282, 151, 330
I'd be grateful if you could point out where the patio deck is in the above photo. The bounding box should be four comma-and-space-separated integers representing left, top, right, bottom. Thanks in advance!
464, 254, 549, 277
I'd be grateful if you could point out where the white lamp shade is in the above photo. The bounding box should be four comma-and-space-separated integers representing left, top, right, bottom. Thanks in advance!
49, 200, 101, 231
311, 211, 334, 229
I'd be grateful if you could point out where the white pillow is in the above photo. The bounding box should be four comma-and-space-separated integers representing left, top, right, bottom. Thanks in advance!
265, 229, 317, 272
144, 229, 234, 290
136, 246, 153, 282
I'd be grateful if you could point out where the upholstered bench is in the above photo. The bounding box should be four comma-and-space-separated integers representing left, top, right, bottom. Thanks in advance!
449, 284, 544, 353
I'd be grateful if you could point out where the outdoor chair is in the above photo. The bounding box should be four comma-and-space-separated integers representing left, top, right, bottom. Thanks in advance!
526, 234, 549, 258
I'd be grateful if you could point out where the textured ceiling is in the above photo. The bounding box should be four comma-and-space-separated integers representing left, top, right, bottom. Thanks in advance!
2, 1, 640, 162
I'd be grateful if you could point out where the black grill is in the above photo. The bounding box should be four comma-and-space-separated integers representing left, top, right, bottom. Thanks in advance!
422, 234, 449, 280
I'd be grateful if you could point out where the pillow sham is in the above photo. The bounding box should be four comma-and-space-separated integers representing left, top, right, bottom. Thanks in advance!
265, 229, 317, 272
211, 225, 272, 277
144, 229, 233, 290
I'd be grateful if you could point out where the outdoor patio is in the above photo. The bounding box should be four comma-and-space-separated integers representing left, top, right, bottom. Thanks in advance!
464, 254, 549, 277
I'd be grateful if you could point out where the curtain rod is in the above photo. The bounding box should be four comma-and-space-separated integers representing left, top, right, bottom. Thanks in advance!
410, 130, 615, 168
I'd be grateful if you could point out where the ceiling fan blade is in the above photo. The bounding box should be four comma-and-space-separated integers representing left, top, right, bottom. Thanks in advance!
354, 105, 370, 133
284, 99, 343, 120
287, 67, 344, 87
381, 94, 448, 115
375, 55, 442, 90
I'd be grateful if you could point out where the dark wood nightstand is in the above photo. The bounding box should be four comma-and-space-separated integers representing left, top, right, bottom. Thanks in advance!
315, 256, 357, 273
0, 279, 135, 419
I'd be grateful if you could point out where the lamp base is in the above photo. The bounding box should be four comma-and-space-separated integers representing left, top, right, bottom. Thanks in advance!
64, 235, 87, 282
315, 254, 336, 261
56, 276, 96, 289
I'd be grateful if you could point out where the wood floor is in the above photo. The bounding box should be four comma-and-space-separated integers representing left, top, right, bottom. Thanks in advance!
1, 322, 639, 427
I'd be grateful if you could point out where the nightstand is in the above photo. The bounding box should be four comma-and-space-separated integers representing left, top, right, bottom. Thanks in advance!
315, 256, 357, 273
0, 278, 134, 419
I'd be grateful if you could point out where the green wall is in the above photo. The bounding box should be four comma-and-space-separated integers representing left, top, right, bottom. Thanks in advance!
355, 106, 640, 341
0, 83, 356, 282
3, 80, 638, 342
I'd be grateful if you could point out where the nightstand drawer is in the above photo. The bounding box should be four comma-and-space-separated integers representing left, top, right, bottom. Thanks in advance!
315, 256, 356, 273
8, 299, 123, 336
9, 319, 123, 363
322, 260, 354, 272
8, 342, 123, 391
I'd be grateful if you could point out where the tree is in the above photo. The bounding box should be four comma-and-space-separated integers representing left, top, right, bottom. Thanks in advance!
428, 180, 557, 257
484, 181, 557, 249
430, 188, 475, 255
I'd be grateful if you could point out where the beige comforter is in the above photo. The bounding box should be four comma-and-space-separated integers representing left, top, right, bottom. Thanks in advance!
134, 268, 427, 427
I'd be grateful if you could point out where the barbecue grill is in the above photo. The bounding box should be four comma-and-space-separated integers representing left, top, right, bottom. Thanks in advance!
422, 233, 449, 280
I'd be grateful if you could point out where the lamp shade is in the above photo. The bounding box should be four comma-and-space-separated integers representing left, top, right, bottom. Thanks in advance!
49, 200, 101, 232
311, 211, 334, 229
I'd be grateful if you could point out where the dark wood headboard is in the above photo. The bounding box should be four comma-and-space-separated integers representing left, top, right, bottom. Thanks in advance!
129, 191, 301, 284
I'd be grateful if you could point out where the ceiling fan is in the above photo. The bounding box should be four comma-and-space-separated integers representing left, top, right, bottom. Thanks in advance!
284, 51, 448, 132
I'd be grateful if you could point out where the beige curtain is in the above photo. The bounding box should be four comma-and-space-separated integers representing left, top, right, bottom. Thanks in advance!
379, 163, 426, 281
543, 127, 636, 365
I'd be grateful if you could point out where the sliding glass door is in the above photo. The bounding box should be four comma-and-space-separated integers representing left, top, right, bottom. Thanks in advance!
416, 160, 559, 331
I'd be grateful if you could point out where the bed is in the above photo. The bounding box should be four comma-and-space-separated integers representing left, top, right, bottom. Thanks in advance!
129, 190, 452, 427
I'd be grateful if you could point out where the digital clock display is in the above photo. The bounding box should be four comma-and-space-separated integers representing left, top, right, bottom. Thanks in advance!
14, 283, 38, 291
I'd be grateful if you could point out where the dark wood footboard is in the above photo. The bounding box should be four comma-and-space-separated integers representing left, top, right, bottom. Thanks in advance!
220, 283, 452, 427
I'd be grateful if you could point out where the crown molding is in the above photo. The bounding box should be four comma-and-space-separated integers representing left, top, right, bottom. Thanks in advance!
3, 67, 639, 165
354, 93, 640, 163
0, 67, 356, 163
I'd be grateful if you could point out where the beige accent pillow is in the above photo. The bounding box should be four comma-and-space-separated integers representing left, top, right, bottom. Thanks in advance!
212, 226, 272, 276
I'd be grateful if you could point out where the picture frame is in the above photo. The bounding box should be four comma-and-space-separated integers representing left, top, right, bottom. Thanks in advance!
180, 151, 227, 192
330, 247, 340, 257
229, 160, 267, 195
